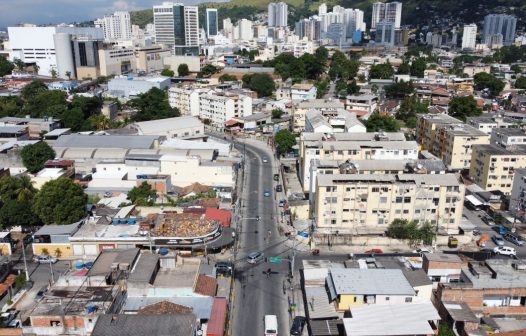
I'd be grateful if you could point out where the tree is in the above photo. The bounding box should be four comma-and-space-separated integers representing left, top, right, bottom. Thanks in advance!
61, 107, 85, 131
71, 95, 102, 119
65, 71, 72, 80
397, 61, 410, 74
177, 64, 190, 76
20, 141, 55, 174
363, 113, 400, 132
516, 77, 526, 90
314, 46, 328, 62
0, 56, 14, 77
241, 73, 275, 97
384, 80, 415, 98
272, 109, 284, 119
21, 80, 48, 102
127, 87, 180, 121
410, 58, 427, 77
369, 63, 394, 79
219, 74, 238, 83
438, 323, 455, 336
511, 64, 522, 74
0, 201, 41, 229
0, 176, 36, 202
33, 178, 87, 224
387, 219, 433, 247
474, 72, 505, 97
50, 68, 58, 79
161, 68, 175, 77
87, 114, 110, 130
347, 80, 360, 96
449, 96, 482, 121
396, 95, 429, 128
200, 64, 220, 77
274, 129, 296, 155
32, 63, 40, 74
13, 58, 24, 71
127, 182, 156, 206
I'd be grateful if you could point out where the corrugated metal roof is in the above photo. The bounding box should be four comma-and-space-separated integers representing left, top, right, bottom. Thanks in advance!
34, 221, 83, 235
92, 314, 196, 336
328, 268, 415, 296
310, 319, 342, 336
305, 287, 339, 320
207, 297, 227, 336
132, 116, 202, 135
54, 134, 159, 149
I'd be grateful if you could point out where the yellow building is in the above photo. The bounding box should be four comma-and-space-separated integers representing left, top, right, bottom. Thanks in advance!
417, 114, 489, 170
469, 144, 526, 195
315, 173, 465, 235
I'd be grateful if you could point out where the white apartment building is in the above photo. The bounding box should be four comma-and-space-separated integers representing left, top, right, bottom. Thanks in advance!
237, 19, 253, 41
95, 11, 132, 42
483, 14, 517, 46
293, 39, 315, 57
371, 2, 402, 29
314, 173, 464, 234
466, 115, 517, 135
184, 6, 199, 47
168, 87, 200, 116
300, 132, 418, 192
291, 83, 317, 100
462, 24, 477, 50
490, 128, 526, 149
199, 92, 252, 127
268, 2, 288, 28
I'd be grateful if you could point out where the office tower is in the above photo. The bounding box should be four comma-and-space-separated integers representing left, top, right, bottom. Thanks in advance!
318, 3, 327, 16
371, 2, 402, 29
268, 2, 288, 28
295, 17, 321, 41
153, 2, 199, 52
483, 14, 517, 46
94, 11, 132, 41
375, 21, 395, 46
238, 19, 253, 40
462, 24, 477, 50
206, 8, 218, 37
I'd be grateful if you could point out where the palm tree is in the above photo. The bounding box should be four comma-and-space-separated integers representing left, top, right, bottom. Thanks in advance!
32, 63, 40, 75
13, 59, 24, 71
65, 71, 72, 80
50, 69, 58, 79
16, 176, 36, 202
92, 115, 110, 130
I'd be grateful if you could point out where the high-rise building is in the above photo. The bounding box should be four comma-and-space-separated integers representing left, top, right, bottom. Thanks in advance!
295, 17, 321, 41
153, 2, 199, 54
268, 2, 288, 28
483, 14, 517, 46
461, 24, 477, 50
94, 11, 132, 41
375, 21, 395, 46
371, 2, 402, 30
237, 19, 253, 40
205, 8, 218, 37
318, 3, 327, 16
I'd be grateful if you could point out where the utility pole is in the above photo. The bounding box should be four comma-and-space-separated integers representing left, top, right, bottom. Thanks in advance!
21, 240, 29, 281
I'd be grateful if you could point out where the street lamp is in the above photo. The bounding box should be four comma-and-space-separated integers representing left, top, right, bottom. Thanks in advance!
20, 240, 29, 281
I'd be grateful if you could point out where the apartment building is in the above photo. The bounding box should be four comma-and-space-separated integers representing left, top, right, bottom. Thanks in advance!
345, 95, 378, 115
417, 114, 490, 170
199, 91, 252, 128
291, 83, 317, 100
314, 173, 464, 234
292, 99, 344, 133
168, 87, 200, 116
469, 144, 526, 195
466, 114, 517, 134
490, 128, 526, 149
95, 11, 132, 42
371, 2, 402, 29
300, 132, 416, 192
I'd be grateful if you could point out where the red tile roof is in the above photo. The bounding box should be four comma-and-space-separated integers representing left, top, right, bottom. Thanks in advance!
205, 208, 231, 228
194, 274, 217, 297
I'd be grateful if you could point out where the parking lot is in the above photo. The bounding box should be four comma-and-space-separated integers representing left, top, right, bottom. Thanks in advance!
463, 206, 526, 258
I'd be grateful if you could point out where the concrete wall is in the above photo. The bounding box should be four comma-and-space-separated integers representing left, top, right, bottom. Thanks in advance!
32, 243, 72, 258
163, 55, 201, 73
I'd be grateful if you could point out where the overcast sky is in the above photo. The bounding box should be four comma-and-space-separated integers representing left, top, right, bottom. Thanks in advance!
0, 0, 221, 28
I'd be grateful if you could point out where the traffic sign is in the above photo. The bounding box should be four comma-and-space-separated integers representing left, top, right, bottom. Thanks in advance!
268, 257, 282, 263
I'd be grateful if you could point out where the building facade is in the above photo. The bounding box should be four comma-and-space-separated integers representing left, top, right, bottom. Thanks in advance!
268, 2, 288, 28
483, 14, 517, 46
371, 2, 402, 29
206, 8, 219, 37
95, 11, 132, 42
462, 24, 477, 50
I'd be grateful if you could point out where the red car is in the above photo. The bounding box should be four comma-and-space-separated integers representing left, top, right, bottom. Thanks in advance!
365, 249, 384, 254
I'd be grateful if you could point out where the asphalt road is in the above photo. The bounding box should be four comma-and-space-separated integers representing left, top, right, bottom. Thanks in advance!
231, 140, 293, 336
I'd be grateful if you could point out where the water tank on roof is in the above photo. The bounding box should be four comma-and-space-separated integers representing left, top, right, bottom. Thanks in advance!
75, 262, 84, 270
158, 247, 169, 256
85, 262, 93, 269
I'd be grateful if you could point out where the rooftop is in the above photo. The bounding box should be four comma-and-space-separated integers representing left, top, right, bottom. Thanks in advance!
473, 144, 526, 156
34, 221, 82, 236
301, 132, 406, 143
343, 303, 439, 336
92, 314, 196, 336
128, 253, 160, 284
149, 213, 219, 238
317, 173, 460, 187
130, 116, 202, 135
87, 248, 140, 277
328, 268, 415, 296
153, 262, 200, 288
296, 99, 344, 109
53, 134, 160, 149
123, 296, 213, 319
291, 83, 314, 91
424, 253, 462, 263
460, 259, 526, 289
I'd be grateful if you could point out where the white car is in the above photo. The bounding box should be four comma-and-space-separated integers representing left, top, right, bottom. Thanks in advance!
413, 247, 433, 254
493, 246, 516, 257
262, 158, 269, 163
33, 255, 58, 264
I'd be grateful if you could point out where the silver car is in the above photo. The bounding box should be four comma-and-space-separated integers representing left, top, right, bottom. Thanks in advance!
492, 235, 505, 246
247, 251, 264, 264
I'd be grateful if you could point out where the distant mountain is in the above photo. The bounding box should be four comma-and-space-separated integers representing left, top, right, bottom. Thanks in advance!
130, 0, 525, 30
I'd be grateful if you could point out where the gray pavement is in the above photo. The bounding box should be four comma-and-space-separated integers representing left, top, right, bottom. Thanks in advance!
231, 139, 295, 336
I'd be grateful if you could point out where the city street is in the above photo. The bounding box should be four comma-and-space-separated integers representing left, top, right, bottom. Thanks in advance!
231, 140, 294, 336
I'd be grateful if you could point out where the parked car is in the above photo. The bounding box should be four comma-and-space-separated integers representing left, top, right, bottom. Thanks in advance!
215, 261, 233, 276
290, 316, 307, 335
263, 190, 271, 197
33, 255, 57, 264
247, 251, 265, 264
364, 249, 383, 254
492, 235, 505, 246
493, 246, 516, 257
504, 233, 525, 246
482, 216, 496, 226
275, 185, 283, 192
493, 225, 509, 235
273, 174, 279, 181
35, 286, 48, 301
278, 199, 287, 207
262, 157, 268, 163
473, 227, 481, 236
413, 247, 433, 254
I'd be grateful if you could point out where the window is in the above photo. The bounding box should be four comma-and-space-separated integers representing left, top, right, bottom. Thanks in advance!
403, 209, 409, 214
395, 197, 403, 203
380, 197, 387, 204
405, 297, 413, 303
372, 187, 380, 192
404, 197, 411, 203
385, 297, 390, 301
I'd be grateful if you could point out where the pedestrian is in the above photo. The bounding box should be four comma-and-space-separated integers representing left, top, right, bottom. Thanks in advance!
266, 268, 271, 278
